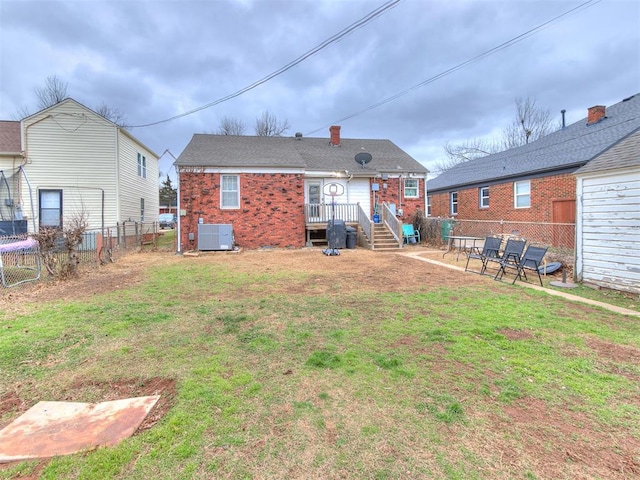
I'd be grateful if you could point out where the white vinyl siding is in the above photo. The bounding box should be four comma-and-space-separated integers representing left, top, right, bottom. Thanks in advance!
118, 132, 159, 223
20, 99, 159, 231
576, 170, 640, 294
21, 101, 117, 230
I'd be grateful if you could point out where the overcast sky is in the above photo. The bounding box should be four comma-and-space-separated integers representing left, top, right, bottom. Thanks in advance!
1, 0, 638, 180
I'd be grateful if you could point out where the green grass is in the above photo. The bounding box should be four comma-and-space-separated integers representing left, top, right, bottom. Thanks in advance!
1, 254, 639, 479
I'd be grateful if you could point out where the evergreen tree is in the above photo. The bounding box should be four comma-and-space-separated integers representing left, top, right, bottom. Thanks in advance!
159, 175, 177, 209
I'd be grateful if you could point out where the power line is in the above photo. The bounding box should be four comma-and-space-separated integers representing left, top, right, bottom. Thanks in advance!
305, 0, 601, 136
131, 0, 402, 128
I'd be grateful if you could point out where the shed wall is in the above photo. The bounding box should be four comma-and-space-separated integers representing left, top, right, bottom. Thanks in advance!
576, 169, 640, 294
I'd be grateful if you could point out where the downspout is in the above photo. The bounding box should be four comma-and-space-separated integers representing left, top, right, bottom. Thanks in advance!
176, 166, 181, 254
424, 173, 428, 217
114, 126, 120, 228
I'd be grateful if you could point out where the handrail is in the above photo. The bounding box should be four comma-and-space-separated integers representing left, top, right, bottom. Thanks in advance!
382, 202, 402, 245
357, 204, 371, 247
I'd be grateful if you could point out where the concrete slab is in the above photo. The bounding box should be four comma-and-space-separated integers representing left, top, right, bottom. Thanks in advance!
0, 395, 159, 463
400, 250, 640, 317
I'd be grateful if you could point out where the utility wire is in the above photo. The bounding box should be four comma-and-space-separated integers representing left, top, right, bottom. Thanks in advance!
131, 0, 401, 128
305, 0, 601, 136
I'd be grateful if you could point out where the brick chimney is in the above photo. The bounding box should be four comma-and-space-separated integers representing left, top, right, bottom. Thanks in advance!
329, 125, 341, 146
587, 105, 606, 125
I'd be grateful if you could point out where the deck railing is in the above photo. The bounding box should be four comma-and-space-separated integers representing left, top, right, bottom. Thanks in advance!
304, 203, 360, 224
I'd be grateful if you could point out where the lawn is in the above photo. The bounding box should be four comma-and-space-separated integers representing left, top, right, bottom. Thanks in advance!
0, 249, 638, 479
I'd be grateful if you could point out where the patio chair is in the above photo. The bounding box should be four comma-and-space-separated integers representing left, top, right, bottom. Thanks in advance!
495, 244, 548, 286
464, 236, 502, 275
485, 238, 526, 278
402, 224, 420, 244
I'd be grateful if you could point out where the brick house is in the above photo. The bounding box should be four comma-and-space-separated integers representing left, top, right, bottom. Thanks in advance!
175, 126, 428, 251
426, 94, 640, 246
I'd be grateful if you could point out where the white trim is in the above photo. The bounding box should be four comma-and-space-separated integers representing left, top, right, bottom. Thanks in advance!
179, 166, 305, 175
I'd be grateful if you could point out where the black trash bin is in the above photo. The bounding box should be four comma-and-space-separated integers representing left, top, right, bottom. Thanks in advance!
345, 226, 357, 249
326, 220, 347, 249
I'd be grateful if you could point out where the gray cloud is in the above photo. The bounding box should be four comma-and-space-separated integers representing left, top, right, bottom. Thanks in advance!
1, 0, 638, 179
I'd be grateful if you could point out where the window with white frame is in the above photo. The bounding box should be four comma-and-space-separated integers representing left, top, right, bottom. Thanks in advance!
137, 153, 147, 178
404, 178, 419, 198
514, 180, 531, 208
39, 189, 62, 228
479, 186, 489, 208
140, 198, 145, 221
450, 191, 458, 215
427, 195, 432, 216
221, 174, 240, 209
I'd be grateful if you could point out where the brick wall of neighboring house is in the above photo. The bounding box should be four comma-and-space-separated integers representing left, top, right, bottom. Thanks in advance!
428, 173, 576, 222
371, 177, 426, 222
180, 172, 306, 250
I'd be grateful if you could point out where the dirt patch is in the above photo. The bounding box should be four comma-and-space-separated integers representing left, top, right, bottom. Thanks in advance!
587, 338, 640, 364
493, 397, 640, 479
498, 328, 535, 341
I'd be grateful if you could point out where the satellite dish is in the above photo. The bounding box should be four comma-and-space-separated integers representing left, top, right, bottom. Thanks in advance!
354, 152, 372, 168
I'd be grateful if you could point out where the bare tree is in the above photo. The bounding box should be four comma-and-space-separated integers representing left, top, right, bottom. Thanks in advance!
437, 138, 499, 172
501, 97, 557, 149
35, 75, 68, 110
254, 110, 290, 137
95, 102, 129, 128
217, 116, 247, 135
440, 96, 560, 173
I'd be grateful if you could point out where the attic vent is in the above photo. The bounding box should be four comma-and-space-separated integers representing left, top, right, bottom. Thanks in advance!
295, 132, 303, 139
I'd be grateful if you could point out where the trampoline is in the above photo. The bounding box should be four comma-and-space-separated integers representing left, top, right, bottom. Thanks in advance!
0, 237, 41, 288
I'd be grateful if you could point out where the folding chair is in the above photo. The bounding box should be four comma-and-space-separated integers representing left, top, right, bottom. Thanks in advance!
485, 238, 526, 278
464, 236, 502, 274
402, 224, 420, 244
496, 245, 548, 286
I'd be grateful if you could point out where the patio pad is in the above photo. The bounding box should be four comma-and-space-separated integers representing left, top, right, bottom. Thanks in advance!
0, 395, 159, 463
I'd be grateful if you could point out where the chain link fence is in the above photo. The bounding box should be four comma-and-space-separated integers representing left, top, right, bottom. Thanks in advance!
1, 221, 164, 290
417, 217, 575, 265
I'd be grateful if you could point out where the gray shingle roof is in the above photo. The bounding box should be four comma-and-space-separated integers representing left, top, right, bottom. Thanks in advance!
427, 93, 640, 192
176, 133, 428, 176
575, 127, 640, 175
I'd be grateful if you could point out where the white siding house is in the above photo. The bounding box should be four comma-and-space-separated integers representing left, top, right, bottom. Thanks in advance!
19, 99, 159, 232
574, 128, 640, 295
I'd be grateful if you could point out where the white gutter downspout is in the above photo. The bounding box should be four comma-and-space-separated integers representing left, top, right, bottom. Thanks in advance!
424, 172, 429, 217
115, 127, 121, 225
176, 166, 181, 254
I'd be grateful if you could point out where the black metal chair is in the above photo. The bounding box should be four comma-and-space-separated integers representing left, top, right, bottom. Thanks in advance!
496, 245, 548, 286
464, 236, 502, 275
484, 238, 526, 278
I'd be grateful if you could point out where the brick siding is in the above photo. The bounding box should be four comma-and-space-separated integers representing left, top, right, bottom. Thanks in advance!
428, 173, 576, 222
179, 172, 306, 250
371, 177, 425, 222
